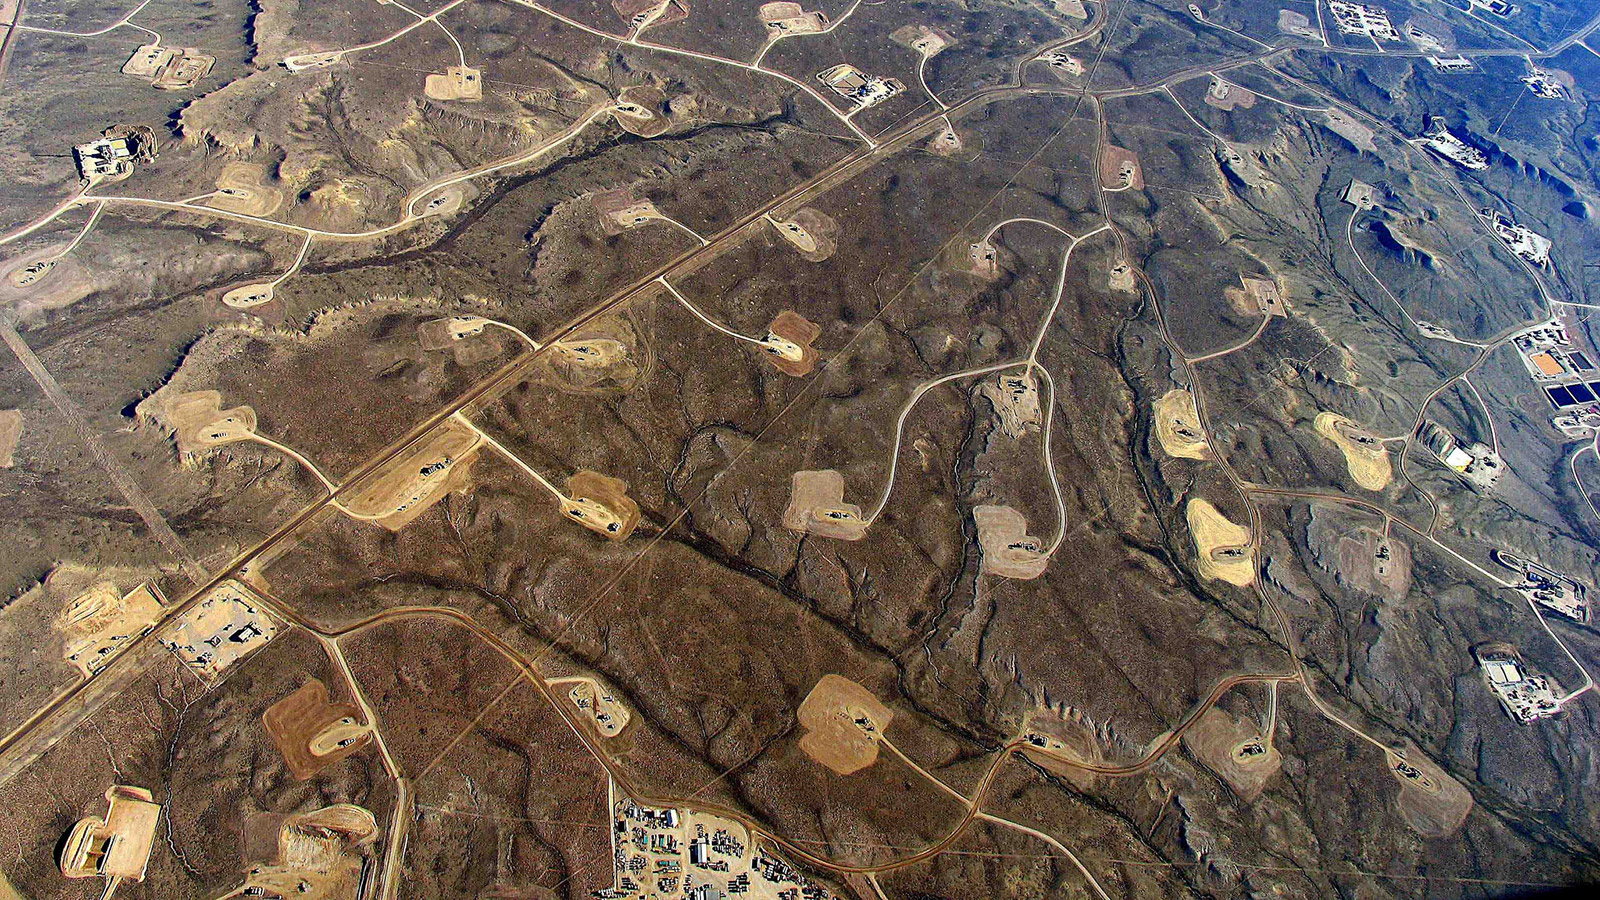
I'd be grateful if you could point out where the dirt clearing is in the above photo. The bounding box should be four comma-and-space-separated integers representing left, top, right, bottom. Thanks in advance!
1315, 412, 1391, 490
769, 208, 838, 261
1181, 707, 1280, 801
783, 470, 867, 539
156, 390, 259, 458
979, 370, 1041, 437
1153, 389, 1209, 459
210, 162, 285, 216
1098, 145, 1144, 190
973, 505, 1048, 579
425, 66, 483, 102
1186, 499, 1255, 585
57, 579, 165, 678
1386, 746, 1472, 838
263, 678, 374, 780
560, 470, 642, 540
339, 416, 481, 529
797, 675, 893, 775
762, 310, 821, 376
1204, 77, 1256, 111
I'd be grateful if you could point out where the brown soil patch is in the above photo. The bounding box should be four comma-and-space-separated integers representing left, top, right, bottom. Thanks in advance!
762, 310, 821, 376
1019, 708, 1104, 789
1098, 145, 1144, 190
1223, 286, 1253, 316
797, 674, 893, 775
241, 805, 377, 899
783, 469, 867, 540
339, 416, 480, 530
263, 679, 374, 780
927, 123, 963, 156
1108, 262, 1135, 293
209, 162, 284, 216
1333, 528, 1411, 600
1181, 707, 1280, 802
560, 470, 642, 541
1315, 412, 1392, 491
951, 239, 1000, 280
151, 49, 215, 90
1241, 276, 1286, 316
4, 254, 55, 289
122, 43, 175, 78
613, 86, 670, 137
159, 580, 280, 681
1385, 747, 1472, 838
769, 208, 838, 262
1153, 389, 1209, 460
417, 315, 492, 351
1322, 110, 1377, 152
425, 65, 483, 101
979, 370, 1041, 437
592, 187, 663, 235
891, 24, 954, 56
160, 390, 258, 457
1186, 499, 1255, 586
56, 581, 165, 678
0, 408, 20, 468
282, 50, 344, 73
541, 312, 647, 393
973, 505, 1048, 579
221, 281, 277, 310
1203, 77, 1256, 110
1, 245, 93, 314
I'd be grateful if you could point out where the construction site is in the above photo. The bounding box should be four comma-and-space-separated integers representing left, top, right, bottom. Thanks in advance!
556, 469, 642, 540
2, 0, 1599, 896
158, 581, 280, 681
1492, 549, 1590, 621
1482, 209, 1554, 266
1474, 643, 1563, 724
1328, 1, 1401, 42
237, 804, 379, 900
760, 310, 822, 376
1153, 388, 1210, 459
815, 64, 902, 111
336, 416, 482, 530
1417, 420, 1502, 489
121, 44, 215, 90
1508, 315, 1600, 434
425, 66, 483, 101
759, 3, 827, 36
56, 579, 165, 678
71, 125, 157, 184
601, 785, 833, 900
58, 784, 161, 897
553, 675, 632, 737
980, 370, 1042, 438
1417, 121, 1488, 170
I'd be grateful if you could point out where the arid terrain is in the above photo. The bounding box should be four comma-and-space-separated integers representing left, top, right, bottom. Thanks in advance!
3, 1, 1600, 898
